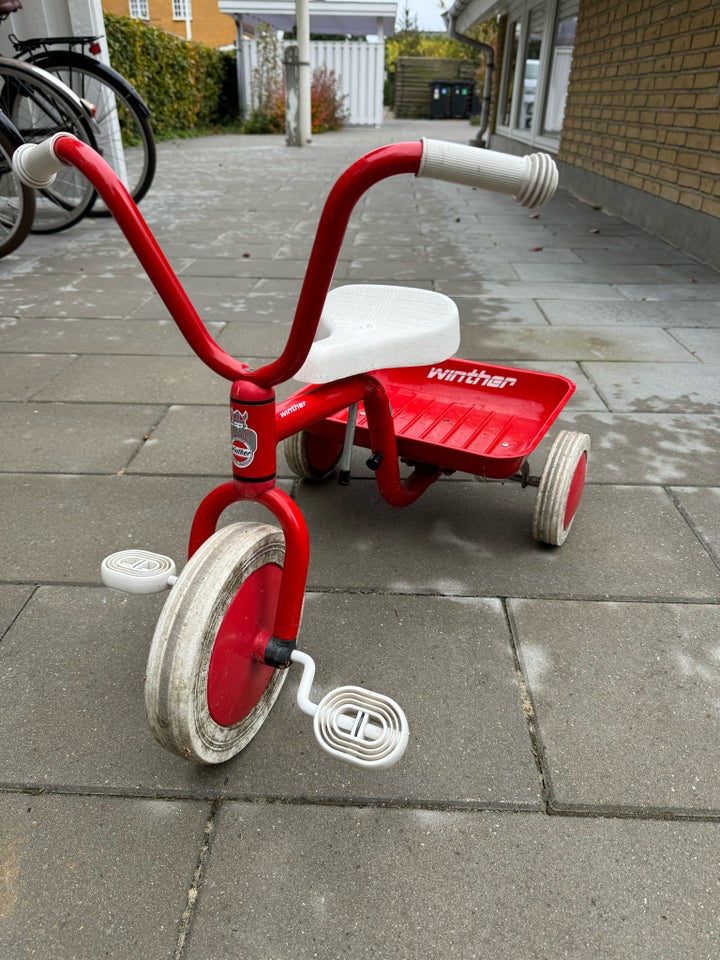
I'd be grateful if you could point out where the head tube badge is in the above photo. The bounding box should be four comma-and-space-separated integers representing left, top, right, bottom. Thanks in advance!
231, 409, 258, 469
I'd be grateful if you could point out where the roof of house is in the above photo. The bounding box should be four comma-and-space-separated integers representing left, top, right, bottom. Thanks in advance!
218, 0, 397, 37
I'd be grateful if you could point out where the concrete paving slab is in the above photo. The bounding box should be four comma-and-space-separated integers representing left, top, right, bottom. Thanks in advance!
508, 599, 720, 814
1, 275, 154, 319
573, 246, 707, 265
553, 411, 720, 485
0, 791, 208, 959
615, 284, 720, 301
669, 487, 720, 564
128, 287, 258, 321
186, 802, 720, 960
345, 259, 521, 282
463, 245, 585, 263
514, 262, 698, 284
215, 318, 292, 358
669, 327, 720, 362
0, 354, 76, 401
538, 298, 720, 326
0, 474, 291, 584
127, 405, 228, 475
453, 296, 550, 325
0, 316, 224, 355
178, 257, 309, 279
583, 361, 720, 412
439, 280, 628, 299
0, 584, 33, 636
459, 325, 691, 362
0, 585, 240, 794
294, 480, 720, 600
0, 402, 164, 474
0, 586, 541, 805
30, 354, 230, 405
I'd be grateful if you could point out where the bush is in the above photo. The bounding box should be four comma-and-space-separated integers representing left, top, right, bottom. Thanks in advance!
241, 26, 347, 135
103, 13, 236, 139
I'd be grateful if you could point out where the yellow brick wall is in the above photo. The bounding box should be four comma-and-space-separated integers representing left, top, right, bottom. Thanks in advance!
102, 1, 236, 48
559, 0, 720, 219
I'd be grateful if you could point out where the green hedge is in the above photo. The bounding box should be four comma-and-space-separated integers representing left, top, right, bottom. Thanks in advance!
103, 13, 237, 139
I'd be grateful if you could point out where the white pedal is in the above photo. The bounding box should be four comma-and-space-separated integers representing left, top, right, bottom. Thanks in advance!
101, 549, 177, 594
291, 650, 409, 769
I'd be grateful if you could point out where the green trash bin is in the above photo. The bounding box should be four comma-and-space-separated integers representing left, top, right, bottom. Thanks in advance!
450, 81, 475, 119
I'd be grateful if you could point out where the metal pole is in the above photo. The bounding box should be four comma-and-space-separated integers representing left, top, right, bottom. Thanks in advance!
296, 0, 312, 145
235, 16, 247, 120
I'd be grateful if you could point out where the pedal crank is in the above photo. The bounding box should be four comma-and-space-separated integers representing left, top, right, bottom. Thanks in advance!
290, 650, 409, 769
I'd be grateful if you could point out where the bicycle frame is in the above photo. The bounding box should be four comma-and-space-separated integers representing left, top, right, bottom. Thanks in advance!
48, 135, 437, 653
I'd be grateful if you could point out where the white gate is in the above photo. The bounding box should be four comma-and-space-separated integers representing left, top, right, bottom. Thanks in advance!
241, 38, 385, 127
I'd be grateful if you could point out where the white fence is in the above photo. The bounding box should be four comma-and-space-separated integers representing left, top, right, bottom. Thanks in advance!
240, 39, 385, 127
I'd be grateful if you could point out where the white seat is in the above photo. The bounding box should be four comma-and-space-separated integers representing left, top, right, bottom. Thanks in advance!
295, 284, 460, 384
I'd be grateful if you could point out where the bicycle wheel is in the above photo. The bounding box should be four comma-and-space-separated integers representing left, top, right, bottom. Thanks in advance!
0, 112, 34, 257
0, 57, 97, 232
31, 52, 156, 213
145, 522, 289, 764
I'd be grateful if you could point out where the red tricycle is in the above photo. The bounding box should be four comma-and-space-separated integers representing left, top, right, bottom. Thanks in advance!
14, 133, 589, 770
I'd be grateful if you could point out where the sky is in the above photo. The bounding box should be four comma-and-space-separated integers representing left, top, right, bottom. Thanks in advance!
399, 0, 448, 33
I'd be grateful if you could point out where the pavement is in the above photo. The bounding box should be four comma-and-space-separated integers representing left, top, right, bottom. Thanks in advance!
1, 117, 720, 958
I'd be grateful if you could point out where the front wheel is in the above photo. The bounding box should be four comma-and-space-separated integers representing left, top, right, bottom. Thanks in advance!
532, 430, 590, 546
144, 522, 288, 764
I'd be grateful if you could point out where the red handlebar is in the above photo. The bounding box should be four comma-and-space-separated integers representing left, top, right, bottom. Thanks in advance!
52, 135, 424, 387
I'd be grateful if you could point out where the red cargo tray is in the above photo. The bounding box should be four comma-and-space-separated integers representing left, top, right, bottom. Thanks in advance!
314, 359, 576, 479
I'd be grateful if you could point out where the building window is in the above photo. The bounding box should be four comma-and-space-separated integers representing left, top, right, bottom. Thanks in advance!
129, 0, 149, 17
542, 9, 577, 135
519, 5, 544, 131
497, 0, 578, 147
172, 0, 192, 19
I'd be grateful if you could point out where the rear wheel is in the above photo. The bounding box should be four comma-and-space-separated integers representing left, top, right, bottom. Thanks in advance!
284, 430, 343, 480
532, 430, 590, 546
0, 60, 97, 232
0, 117, 35, 257
145, 522, 288, 764
32, 53, 156, 213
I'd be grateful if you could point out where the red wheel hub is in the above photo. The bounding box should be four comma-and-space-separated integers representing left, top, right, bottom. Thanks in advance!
306, 432, 342, 473
206, 563, 282, 726
563, 452, 587, 529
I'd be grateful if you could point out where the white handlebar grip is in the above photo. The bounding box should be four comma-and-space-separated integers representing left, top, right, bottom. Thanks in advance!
418, 139, 558, 208
12, 133, 78, 189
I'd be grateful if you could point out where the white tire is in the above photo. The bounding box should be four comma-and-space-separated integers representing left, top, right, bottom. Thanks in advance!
532, 431, 590, 546
145, 522, 287, 764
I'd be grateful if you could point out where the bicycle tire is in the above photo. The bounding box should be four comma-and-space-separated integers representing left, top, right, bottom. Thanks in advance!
0, 57, 97, 232
30, 51, 156, 213
0, 111, 34, 256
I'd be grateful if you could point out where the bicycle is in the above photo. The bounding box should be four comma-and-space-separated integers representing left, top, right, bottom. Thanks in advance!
14, 133, 590, 771
0, 108, 33, 255
1, 0, 156, 214
0, 54, 98, 231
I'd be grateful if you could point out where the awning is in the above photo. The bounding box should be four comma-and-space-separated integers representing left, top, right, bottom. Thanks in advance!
218, 0, 397, 37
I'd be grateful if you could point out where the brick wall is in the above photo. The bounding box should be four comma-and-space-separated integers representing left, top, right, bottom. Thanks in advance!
559, 0, 720, 219
102, 1, 236, 48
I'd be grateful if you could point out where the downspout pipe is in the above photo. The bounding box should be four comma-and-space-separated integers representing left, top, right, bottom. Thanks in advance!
443, 5, 494, 147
